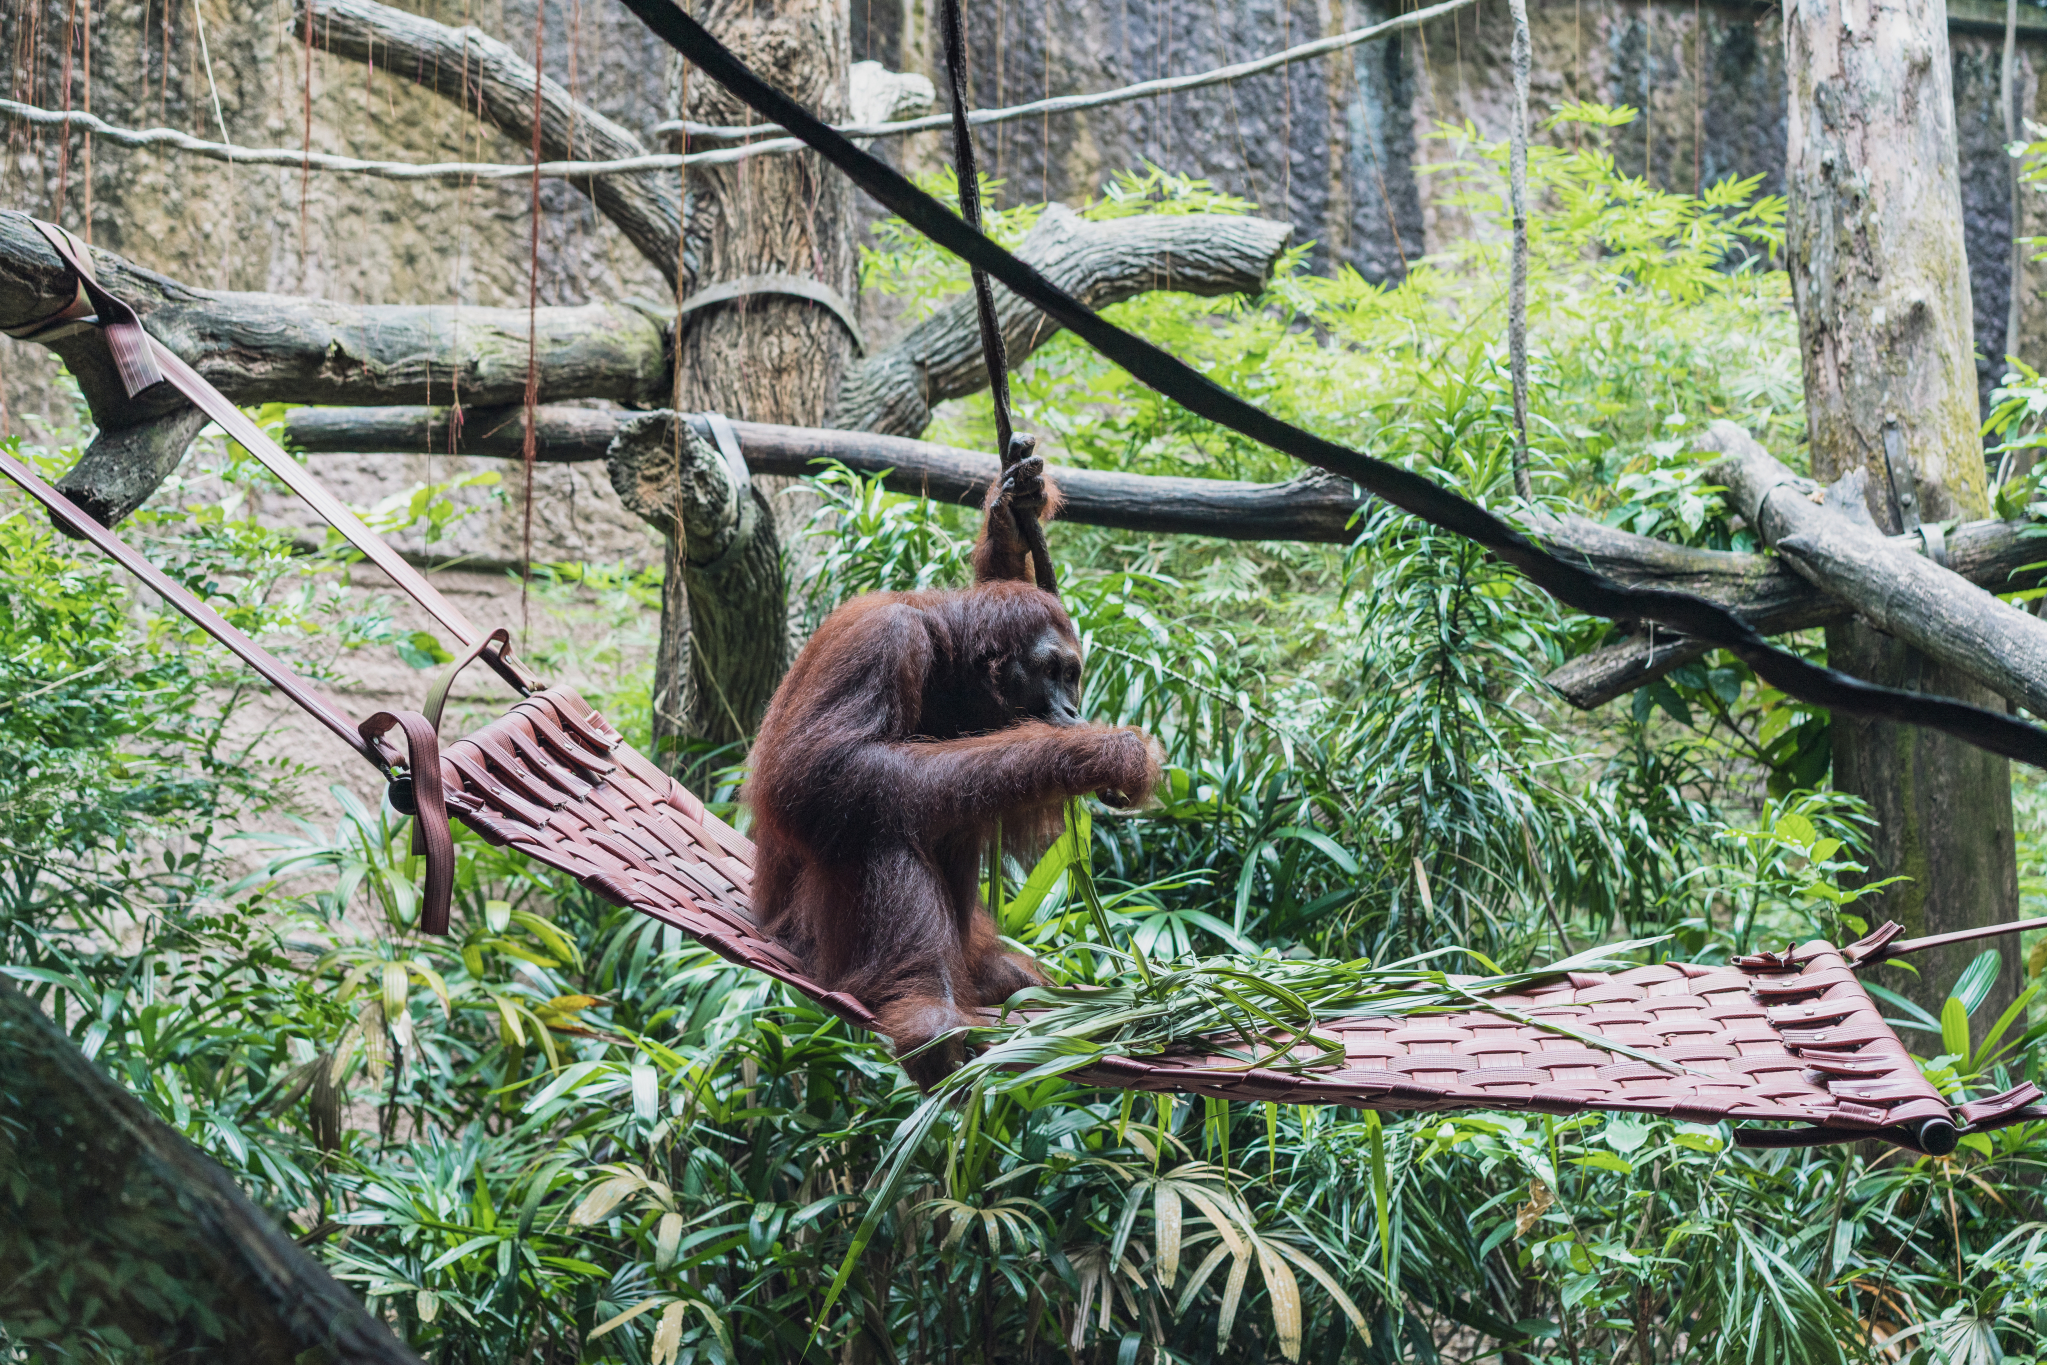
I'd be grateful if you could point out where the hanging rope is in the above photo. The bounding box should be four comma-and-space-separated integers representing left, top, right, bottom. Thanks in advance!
938, 0, 1056, 594
1507, 0, 1531, 500
53, 0, 75, 222
615, 0, 2047, 772
78, 0, 91, 244
520, 0, 547, 642
2005, 0, 2024, 368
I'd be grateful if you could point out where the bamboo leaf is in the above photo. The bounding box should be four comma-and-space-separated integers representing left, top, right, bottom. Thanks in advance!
1176, 1243, 1234, 1316
655, 1212, 684, 1270
569, 1174, 644, 1227
1943, 995, 1973, 1061
1215, 1244, 1254, 1345
1155, 1185, 1183, 1289
381, 962, 408, 1023
1951, 949, 2004, 1018
1272, 1240, 1371, 1344
1174, 1184, 1249, 1260
1252, 1234, 1304, 1362
651, 1301, 685, 1365
1367, 1111, 1393, 1290
1970, 979, 2040, 1071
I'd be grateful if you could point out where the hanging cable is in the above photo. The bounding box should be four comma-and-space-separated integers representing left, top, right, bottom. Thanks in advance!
2004, 0, 2024, 370
938, 0, 1055, 593
520, 0, 547, 644
1507, 0, 1531, 500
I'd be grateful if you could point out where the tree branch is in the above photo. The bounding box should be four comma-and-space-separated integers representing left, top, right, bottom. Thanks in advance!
0, 977, 420, 1364
296, 0, 687, 285
1703, 419, 2047, 716
0, 216, 668, 522
283, 405, 1366, 542
1535, 474, 2047, 709
832, 204, 1294, 436
607, 413, 787, 744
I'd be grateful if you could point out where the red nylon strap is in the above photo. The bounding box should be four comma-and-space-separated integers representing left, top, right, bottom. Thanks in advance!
1861, 915, 2047, 964
5, 214, 164, 398
145, 340, 511, 664
425, 627, 530, 733
0, 213, 550, 936
14, 214, 517, 672
0, 446, 390, 769
399, 626, 530, 899
360, 710, 456, 935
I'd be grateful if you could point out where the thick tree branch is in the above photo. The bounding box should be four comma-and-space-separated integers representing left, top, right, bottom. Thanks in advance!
0, 216, 668, 521
607, 414, 787, 744
1703, 420, 2047, 716
296, 0, 687, 284
0, 977, 419, 1364
1537, 476, 2047, 709
283, 405, 1365, 541
832, 205, 1294, 435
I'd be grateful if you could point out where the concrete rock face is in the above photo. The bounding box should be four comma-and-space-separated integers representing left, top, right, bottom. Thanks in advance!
1, 0, 2044, 598
0, 0, 676, 569
4, 0, 2044, 424
862, 0, 2043, 389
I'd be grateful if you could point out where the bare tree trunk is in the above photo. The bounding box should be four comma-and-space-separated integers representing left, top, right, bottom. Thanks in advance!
830, 205, 1291, 436
610, 413, 790, 753
0, 978, 419, 1364
1785, 0, 2021, 1020
652, 0, 856, 768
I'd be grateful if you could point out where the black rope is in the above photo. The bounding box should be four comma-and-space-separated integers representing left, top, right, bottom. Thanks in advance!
938, 0, 1013, 455
612, 0, 2047, 773
937, 0, 1057, 594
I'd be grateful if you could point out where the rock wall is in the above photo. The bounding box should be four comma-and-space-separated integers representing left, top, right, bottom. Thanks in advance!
867, 0, 2047, 405
5, 0, 2045, 434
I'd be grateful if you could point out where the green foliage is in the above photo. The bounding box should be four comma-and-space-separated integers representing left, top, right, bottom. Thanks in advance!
13, 110, 2047, 1365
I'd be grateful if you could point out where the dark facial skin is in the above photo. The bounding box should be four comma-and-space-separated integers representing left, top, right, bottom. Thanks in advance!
997, 625, 1083, 727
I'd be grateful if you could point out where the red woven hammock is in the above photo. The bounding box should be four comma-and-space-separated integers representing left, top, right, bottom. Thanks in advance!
4, 213, 2041, 1159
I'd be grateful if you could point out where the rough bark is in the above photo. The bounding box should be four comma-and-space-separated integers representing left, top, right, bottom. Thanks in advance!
0, 977, 419, 1365
607, 413, 786, 748
832, 204, 1295, 437
1541, 513, 2047, 707
296, 0, 688, 286
0, 215, 667, 523
1786, 0, 2020, 1020
1703, 419, 2047, 716
285, 405, 1367, 539
289, 405, 630, 463
651, 0, 855, 765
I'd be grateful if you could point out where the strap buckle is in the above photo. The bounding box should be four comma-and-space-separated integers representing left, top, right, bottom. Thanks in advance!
358, 708, 456, 936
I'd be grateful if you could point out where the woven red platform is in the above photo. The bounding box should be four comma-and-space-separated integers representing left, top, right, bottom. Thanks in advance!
436, 686, 2042, 1156
1072, 956, 1962, 1141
